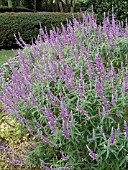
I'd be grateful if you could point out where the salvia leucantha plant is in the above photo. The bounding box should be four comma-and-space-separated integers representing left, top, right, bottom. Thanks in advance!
0, 9, 128, 170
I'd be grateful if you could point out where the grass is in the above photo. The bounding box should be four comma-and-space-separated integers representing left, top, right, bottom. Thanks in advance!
0, 49, 16, 66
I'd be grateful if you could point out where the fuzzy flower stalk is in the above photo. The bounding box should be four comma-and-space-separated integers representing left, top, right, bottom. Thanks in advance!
86, 145, 98, 160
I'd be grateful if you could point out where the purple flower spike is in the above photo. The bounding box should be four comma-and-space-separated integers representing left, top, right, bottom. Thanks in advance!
38, 131, 57, 147
86, 145, 98, 160
40, 159, 50, 170
27, 141, 36, 149
95, 78, 104, 97
122, 80, 126, 95
94, 53, 105, 79
100, 126, 103, 135
111, 94, 115, 106
116, 110, 122, 118
117, 123, 121, 136
4, 157, 22, 165
109, 127, 115, 145
82, 158, 86, 162
103, 133, 107, 140
92, 129, 96, 140
98, 108, 102, 119
124, 120, 128, 138
61, 152, 69, 161
4, 119, 15, 128
76, 101, 90, 119
34, 118, 43, 129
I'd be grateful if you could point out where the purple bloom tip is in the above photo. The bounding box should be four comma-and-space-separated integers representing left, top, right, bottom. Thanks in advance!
86, 145, 98, 160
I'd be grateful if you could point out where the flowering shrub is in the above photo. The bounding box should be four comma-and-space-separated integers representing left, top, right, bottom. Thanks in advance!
0, 10, 128, 170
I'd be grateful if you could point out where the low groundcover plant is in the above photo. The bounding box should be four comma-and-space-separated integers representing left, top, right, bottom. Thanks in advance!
0, 9, 128, 170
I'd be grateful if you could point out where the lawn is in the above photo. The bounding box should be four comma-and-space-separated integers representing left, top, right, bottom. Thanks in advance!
0, 49, 15, 66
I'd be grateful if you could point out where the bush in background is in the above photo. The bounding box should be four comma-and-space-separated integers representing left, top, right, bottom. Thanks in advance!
84, 0, 128, 23
0, 12, 80, 49
0, 10, 128, 169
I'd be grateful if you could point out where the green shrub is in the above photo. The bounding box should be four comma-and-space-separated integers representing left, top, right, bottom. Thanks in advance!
84, 0, 128, 23
0, 12, 80, 48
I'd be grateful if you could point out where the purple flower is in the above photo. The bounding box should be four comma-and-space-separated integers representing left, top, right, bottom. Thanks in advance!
76, 101, 90, 119
111, 94, 115, 106
38, 130, 56, 147
39, 159, 51, 170
109, 127, 115, 145
92, 129, 96, 140
20, 144, 29, 154
70, 110, 74, 126
61, 152, 69, 161
100, 126, 103, 135
116, 110, 122, 118
98, 108, 102, 119
34, 118, 43, 129
101, 97, 109, 114
45, 106, 56, 133
25, 124, 35, 136
76, 80, 84, 99
62, 120, 70, 140
27, 141, 36, 149
122, 80, 126, 95
82, 158, 86, 162
86, 145, 98, 160
117, 123, 121, 136
47, 87, 60, 103
95, 78, 104, 97
94, 53, 105, 79
14, 34, 24, 48
4, 157, 22, 165
124, 120, 128, 138
0, 145, 25, 164
103, 133, 107, 140
14, 112, 28, 124
81, 46, 94, 79
111, 83, 114, 92
80, 66, 85, 91
60, 100, 69, 123
4, 119, 15, 128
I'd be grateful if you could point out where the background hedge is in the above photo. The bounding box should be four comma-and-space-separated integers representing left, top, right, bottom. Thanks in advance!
85, 0, 128, 23
0, 12, 80, 49
0, 6, 35, 12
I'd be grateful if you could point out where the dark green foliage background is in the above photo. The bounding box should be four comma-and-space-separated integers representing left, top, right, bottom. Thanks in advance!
0, 12, 79, 48
0, 6, 35, 12
84, 0, 128, 23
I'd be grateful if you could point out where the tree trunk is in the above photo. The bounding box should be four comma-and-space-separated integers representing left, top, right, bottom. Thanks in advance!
12, 0, 18, 11
55, 0, 59, 12
8, 0, 12, 7
33, 0, 36, 11
58, 1, 64, 12
70, 0, 75, 13
1, 0, 6, 6
20, 0, 24, 7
